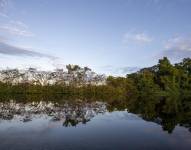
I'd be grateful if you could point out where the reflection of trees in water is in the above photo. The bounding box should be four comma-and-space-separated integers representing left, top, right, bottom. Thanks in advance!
124, 94, 191, 134
0, 93, 191, 133
0, 100, 107, 126
63, 117, 88, 127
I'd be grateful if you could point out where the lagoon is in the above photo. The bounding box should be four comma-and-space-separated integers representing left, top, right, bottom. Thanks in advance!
0, 98, 190, 150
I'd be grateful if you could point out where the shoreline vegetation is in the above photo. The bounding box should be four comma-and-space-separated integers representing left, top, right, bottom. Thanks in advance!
0, 57, 191, 133
0, 57, 190, 98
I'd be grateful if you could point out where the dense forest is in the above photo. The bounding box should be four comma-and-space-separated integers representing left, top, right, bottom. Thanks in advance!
0, 57, 191, 133
0, 57, 191, 99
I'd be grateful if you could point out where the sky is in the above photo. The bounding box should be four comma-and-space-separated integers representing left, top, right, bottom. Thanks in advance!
0, 0, 191, 76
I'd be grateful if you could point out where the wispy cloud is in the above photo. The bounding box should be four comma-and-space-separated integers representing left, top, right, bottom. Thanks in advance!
0, 0, 34, 37
158, 36, 191, 62
149, 0, 161, 4
0, 0, 55, 69
123, 32, 153, 44
0, 41, 56, 59
0, 55, 57, 71
96, 65, 140, 76
10, 20, 28, 29
0, 21, 34, 37
165, 37, 191, 51
0, 12, 8, 18
117, 66, 140, 74
160, 49, 191, 61
0, 0, 8, 9
0, 0, 9, 18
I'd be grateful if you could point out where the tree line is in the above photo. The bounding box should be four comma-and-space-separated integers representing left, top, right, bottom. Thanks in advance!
0, 57, 191, 133
0, 57, 191, 100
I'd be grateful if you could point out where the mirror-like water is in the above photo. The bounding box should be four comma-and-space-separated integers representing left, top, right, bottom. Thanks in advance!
0, 96, 191, 150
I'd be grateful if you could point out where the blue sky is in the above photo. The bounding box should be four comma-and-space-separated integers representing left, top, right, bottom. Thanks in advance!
0, 0, 191, 75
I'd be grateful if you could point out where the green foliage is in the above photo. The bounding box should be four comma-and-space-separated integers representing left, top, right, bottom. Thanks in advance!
0, 57, 191, 102
1, 57, 191, 134
126, 57, 191, 96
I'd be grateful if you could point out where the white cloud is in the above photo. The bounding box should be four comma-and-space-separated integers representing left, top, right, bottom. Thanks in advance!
0, 41, 56, 59
150, 0, 160, 4
165, 36, 191, 51
0, 0, 9, 18
0, 39, 60, 71
0, 0, 34, 37
123, 32, 153, 44
157, 36, 191, 62
10, 20, 29, 29
0, 54, 56, 71
0, 20, 34, 37
0, 0, 8, 9
95, 65, 140, 76
0, 12, 8, 18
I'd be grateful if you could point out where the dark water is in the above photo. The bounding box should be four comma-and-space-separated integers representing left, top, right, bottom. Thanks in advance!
0, 96, 191, 150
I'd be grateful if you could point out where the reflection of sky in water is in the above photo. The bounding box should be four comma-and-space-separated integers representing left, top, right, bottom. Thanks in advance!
0, 101, 191, 150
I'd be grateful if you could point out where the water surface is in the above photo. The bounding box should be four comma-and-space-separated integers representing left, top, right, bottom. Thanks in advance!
0, 97, 191, 150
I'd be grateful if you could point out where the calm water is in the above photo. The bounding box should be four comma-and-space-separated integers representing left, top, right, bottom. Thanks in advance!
0, 98, 191, 150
